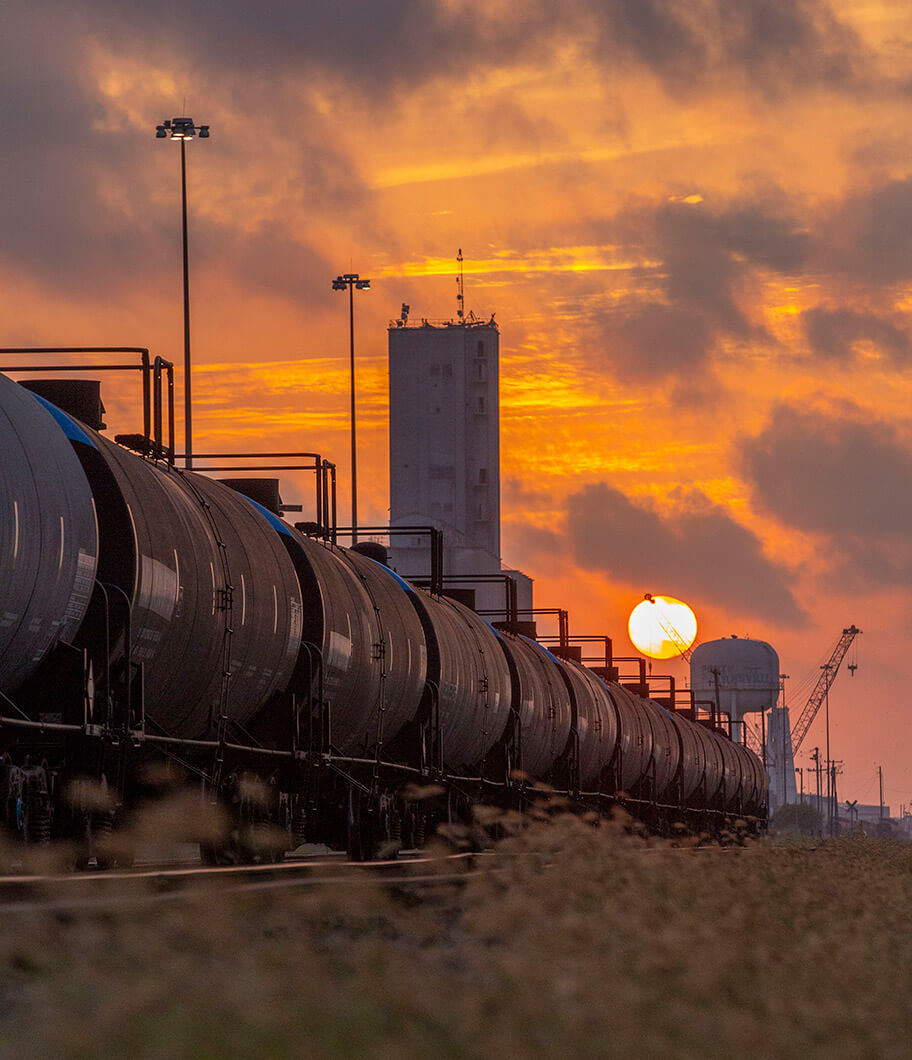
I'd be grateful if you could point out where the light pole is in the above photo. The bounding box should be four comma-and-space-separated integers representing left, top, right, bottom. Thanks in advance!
332, 273, 370, 543
156, 117, 210, 469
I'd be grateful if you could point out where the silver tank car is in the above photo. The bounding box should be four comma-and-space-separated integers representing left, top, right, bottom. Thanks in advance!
496, 633, 573, 779
408, 591, 512, 772
20, 397, 303, 739
556, 659, 618, 790
0, 376, 98, 694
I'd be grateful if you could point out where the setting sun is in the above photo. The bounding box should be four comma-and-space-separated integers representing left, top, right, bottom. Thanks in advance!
627, 594, 698, 660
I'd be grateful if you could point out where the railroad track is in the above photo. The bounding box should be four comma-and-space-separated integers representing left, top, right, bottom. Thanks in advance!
0, 839, 746, 916
0, 849, 524, 915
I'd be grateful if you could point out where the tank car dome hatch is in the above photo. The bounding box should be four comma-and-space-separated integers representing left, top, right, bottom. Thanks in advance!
350, 541, 389, 567
690, 636, 780, 729
220, 478, 283, 516
19, 378, 106, 431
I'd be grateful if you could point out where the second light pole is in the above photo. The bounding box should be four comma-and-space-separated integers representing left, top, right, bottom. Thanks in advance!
332, 273, 370, 542
156, 116, 210, 468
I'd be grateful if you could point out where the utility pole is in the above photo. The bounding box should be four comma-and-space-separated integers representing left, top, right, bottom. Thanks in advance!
811, 747, 822, 832
795, 766, 804, 804
821, 663, 833, 834
761, 709, 767, 767
878, 765, 885, 820
779, 673, 789, 804
830, 761, 843, 835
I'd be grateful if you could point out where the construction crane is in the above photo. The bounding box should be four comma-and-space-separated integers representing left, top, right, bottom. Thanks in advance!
790, 625, 861, 754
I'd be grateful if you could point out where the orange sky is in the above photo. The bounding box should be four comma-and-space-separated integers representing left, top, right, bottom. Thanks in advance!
4, 0, 912, 808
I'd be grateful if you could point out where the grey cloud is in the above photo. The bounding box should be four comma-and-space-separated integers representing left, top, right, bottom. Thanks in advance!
592, 197, 806, 380
603, 304, 712, 380
0, 9, 174, 293
586, 0, 867, 99
826, 178, 912, 286
803, 307, 911, 364
741, 403, 912, 589
46, 0, 870, 104
0, 6, 360, 302
564, 483, 807, 625
654, 199, 807, 333
740, 403, 912, 536
56, 0, 560, 97
194, 219, 332, 303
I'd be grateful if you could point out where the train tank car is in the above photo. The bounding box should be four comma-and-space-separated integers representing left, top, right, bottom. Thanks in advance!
0, 373, 768, 859
0, 373, 98, 693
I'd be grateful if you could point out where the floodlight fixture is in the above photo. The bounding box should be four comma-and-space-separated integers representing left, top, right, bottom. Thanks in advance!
156, 116, 210, 468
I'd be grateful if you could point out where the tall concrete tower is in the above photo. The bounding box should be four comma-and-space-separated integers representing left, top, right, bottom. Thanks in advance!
388, 313, 531, 613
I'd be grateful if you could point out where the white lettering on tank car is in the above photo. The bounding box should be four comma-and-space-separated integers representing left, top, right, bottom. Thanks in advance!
286, 597, 302, 655
64, 549, 97, 623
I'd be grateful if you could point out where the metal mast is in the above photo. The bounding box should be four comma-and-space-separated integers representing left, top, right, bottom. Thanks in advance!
790, 625, 861, 753
456, 248, 465, 320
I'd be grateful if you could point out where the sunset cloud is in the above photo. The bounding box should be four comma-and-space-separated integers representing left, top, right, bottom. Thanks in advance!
3, 0, 912, 791
564, 483, 807, 624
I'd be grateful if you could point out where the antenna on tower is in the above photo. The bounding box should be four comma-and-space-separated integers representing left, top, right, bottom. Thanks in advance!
456, 247, 465, 320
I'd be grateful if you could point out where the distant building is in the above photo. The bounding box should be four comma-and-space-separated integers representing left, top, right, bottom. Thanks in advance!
388, 314, 532, 615
766, 705, 797, 810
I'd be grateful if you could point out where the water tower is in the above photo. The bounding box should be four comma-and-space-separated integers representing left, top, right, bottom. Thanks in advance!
690, 636, 779, 744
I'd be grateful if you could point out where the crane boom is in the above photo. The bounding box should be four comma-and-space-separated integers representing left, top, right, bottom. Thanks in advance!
790, 625, 861, 753
643, 593, 695, 661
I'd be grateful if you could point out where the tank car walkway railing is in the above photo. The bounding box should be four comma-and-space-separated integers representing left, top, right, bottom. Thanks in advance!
334, 526, 445, 596
539, 634, 615, 675
186, 452, 337, 541
443, 574, 519, 624
0, 346, 153, 437
0, 347, 178, 465
479, 607, 569, 648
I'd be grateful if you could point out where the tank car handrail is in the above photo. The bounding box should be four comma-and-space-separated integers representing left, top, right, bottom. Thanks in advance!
336, 525, 444, 595
151, 357, 175, 464
478, 607, 570, 649
188, 452, 334, 540
538, 634, 613, 671
0, 347, 153, 442
439, 574, 518, 624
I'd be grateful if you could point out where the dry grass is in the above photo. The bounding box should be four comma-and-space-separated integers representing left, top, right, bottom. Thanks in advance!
1, 806, 911, 1059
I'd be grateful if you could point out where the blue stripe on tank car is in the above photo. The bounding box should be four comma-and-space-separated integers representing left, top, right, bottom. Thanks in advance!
30, 394, 96, 447
238, 494, 296, 538
518, 633, 562, 665
364, 556, 415, 593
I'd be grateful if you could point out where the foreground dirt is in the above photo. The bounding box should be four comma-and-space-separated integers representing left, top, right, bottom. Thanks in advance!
1, 811, 911, 1058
